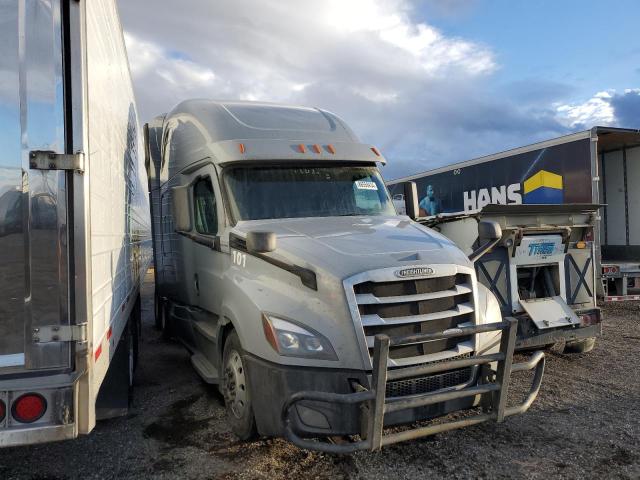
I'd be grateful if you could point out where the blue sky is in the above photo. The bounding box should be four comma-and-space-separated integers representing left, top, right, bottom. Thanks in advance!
118, 0, 640, 179
418, 0, 640, 101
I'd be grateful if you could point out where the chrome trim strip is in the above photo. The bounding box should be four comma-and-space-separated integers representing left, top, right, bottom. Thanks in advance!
361, 303, 474, 327
355, 283, 472, 305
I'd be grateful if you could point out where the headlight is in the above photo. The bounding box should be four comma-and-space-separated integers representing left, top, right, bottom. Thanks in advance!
261, 314, 338, 361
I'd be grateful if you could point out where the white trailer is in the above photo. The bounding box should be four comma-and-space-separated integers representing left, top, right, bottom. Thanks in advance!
0, 0, 151, 446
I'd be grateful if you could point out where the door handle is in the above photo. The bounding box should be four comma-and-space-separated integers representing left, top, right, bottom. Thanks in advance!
194, 273, 200, 296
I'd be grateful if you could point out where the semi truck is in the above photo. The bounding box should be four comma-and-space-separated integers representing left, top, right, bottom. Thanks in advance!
0, 0, 152, 447
388, 127, 640, 302
147, 100, 545, 452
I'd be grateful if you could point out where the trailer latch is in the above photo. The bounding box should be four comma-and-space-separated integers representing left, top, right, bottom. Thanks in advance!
29, 150, 84, 173
32, 323, 88, 344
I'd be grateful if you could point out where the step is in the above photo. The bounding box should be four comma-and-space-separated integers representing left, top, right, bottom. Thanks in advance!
193, 320, 217, 343
191, 352, 219, 384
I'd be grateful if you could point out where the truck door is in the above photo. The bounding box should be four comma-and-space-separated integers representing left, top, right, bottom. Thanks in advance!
0, 0, 71, 373
190, 166, 227, 321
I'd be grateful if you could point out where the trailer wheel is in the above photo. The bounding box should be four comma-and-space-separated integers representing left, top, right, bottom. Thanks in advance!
160, 301, 173, 341
128, 322, 135, 390
563, 337, 596, 354
154, 294, 163, 330
222, 331, 257, 440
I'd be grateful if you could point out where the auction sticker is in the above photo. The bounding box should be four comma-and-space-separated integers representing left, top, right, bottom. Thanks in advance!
355, 180, 378, 190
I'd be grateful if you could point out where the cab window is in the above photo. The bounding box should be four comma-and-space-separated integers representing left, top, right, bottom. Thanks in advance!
193, 177, 218, 235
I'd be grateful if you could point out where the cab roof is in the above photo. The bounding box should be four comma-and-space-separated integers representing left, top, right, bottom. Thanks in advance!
160, 100, 385, 170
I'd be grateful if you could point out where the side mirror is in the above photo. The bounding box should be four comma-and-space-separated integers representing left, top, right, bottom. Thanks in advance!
171, 185, 191, 232
403, 181, 419, 220
469, 220, 502, 262
247, 231, 277, 253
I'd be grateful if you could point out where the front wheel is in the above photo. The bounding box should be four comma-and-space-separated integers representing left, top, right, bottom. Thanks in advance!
222, 331, 257, 440
563, 337, 596, 354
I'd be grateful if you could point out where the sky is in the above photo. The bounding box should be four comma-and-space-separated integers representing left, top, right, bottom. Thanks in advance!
117, 0, 640, 180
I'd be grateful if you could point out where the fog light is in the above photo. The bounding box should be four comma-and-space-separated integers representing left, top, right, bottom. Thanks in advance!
12, 393, 47, 423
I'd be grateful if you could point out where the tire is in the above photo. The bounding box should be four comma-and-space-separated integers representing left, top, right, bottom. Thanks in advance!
160, 301, 172, 341
563, 337, 596, 354
154, 294, 163, 330
222, 331, 257, 440
127, 324, 135, 390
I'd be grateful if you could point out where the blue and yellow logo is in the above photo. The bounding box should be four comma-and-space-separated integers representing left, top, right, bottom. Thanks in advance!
523, 170, 563, 204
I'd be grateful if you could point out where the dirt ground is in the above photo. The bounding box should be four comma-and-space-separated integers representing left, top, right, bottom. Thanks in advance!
1, 272, 639, 479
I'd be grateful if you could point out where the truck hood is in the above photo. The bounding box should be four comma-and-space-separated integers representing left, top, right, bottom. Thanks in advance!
232, 215, 472, 280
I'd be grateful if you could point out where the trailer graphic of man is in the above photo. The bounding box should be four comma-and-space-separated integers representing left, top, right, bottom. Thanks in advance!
419, 184, 440, 216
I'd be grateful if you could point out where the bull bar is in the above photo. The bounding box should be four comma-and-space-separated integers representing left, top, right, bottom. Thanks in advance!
282, 318, 545, 453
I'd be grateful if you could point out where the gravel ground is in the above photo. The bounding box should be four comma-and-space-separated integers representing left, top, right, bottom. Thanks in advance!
1, 272, 638, 479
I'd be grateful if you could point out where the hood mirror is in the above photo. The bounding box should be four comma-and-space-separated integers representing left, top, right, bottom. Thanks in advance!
247, 231, 277, 253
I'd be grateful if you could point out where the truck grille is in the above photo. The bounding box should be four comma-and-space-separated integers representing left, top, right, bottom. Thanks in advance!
353, 273, 475, 362
386, 353, 473, 397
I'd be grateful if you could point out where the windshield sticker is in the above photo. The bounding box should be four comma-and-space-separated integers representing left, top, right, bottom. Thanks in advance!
355, 180, 378, 191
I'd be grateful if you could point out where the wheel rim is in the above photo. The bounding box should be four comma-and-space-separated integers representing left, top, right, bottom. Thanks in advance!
224, 349, 248, 419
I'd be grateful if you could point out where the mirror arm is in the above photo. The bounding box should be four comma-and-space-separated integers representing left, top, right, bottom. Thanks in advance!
469, 237, 501, 263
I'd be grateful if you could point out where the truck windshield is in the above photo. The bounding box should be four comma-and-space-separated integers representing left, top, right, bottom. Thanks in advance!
224, 165, 396, 220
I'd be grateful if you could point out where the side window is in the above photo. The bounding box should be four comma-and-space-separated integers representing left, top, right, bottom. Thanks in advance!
193, 177, 218, 235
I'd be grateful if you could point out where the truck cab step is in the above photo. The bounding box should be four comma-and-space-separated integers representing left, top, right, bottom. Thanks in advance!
190, 353, 219, 384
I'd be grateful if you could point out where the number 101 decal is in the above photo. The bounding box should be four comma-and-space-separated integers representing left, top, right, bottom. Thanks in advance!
232, 250, 246, 268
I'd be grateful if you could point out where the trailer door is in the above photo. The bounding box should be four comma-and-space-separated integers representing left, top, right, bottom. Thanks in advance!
0, 0, 71, 372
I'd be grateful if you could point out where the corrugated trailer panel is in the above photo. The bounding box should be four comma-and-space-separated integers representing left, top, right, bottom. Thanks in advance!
627, 146, 640, 244
86, 0, 152, 391
603, 150, 626, 246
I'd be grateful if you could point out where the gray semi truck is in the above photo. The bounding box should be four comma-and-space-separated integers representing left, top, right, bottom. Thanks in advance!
146, 100, 545, 452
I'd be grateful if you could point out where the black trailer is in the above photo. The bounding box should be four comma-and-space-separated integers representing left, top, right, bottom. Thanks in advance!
388, 127, 640, 302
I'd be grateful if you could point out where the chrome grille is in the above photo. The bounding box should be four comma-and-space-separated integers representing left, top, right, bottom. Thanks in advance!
353, 273, 475, 363
385, 353, 473, 397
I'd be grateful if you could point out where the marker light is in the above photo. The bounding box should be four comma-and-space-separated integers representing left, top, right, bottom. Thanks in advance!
297, 144, 306, 153
238, 143, 246, 154
12, 393, 47, 423
326, 144, 336, 154
312, 144, 321, 154
576, 241, 587, 249
371, 146, 380, 156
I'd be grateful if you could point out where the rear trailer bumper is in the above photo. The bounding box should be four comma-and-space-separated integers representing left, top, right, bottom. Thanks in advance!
0, 375, 77, 447
515, 308, 602, 350
257, 318, 544, 453
0, 423, 75, 448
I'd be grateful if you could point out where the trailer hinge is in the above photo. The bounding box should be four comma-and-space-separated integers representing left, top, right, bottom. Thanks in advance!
592, 176, 600, 182
29, 150, 84, 173
32, 323, 88, 344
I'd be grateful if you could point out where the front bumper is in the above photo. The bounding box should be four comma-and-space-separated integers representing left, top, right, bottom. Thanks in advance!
249, 318, 545, 453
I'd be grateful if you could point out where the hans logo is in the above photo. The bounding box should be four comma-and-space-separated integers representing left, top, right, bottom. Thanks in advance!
395, 267, 435, 278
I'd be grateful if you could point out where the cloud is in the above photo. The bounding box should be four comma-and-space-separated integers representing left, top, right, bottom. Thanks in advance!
609, 89, 640, 127
554, 91, 616, 129
554, 89, 640, 130
116, 0, 635, 180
